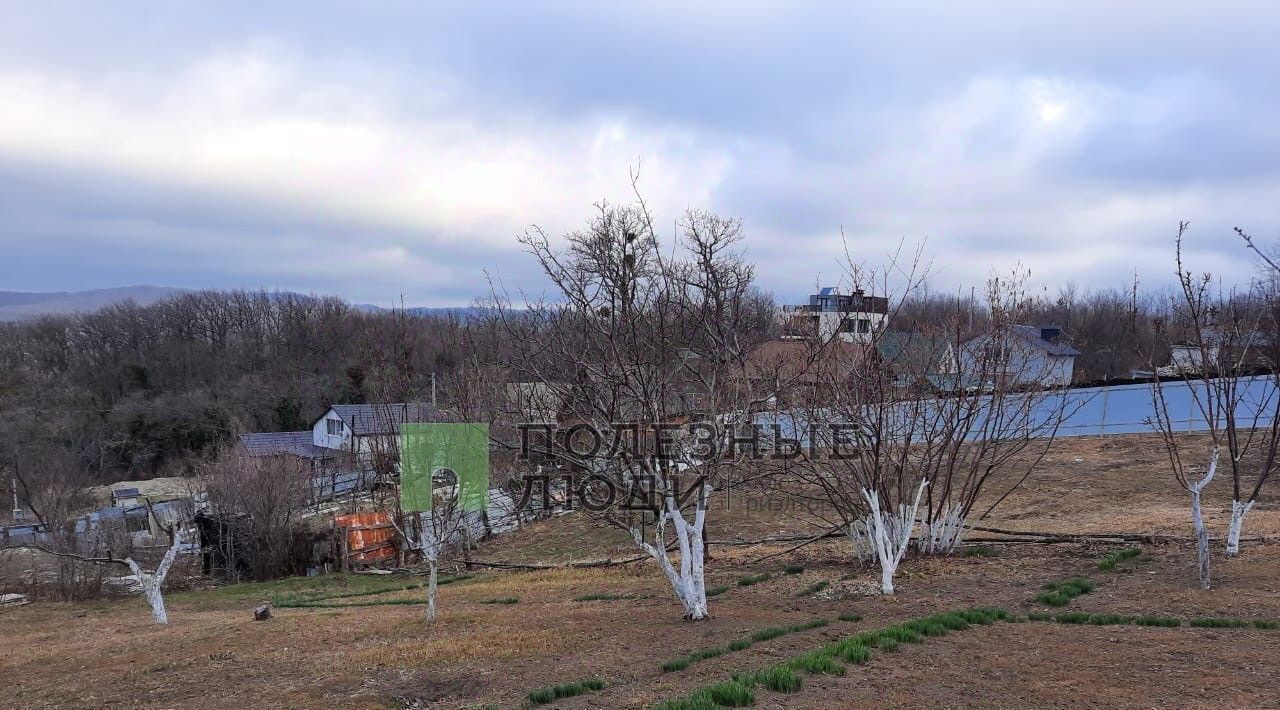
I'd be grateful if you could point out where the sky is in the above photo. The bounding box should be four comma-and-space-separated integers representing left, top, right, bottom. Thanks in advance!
1, 1, 1278, 306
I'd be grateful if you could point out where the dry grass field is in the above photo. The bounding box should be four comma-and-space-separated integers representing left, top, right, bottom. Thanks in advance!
3, 433, 1280, 709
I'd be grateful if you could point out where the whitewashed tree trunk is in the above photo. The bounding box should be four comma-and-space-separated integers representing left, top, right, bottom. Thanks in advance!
1226, 498, 1254, 557
1188, 449, 1218, 590
862, 479, 928, 595
417, 512, 441, 623
124, 529, 184, 625
919, 504, 967, 555
846, 520, 879, 564
632, 483, 710, 620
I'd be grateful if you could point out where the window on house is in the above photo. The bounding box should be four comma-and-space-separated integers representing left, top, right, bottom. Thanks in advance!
326, 418, 343, 436
858, 319, 870, 334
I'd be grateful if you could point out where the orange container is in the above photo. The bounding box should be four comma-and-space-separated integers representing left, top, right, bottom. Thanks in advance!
334, 511, 397, 562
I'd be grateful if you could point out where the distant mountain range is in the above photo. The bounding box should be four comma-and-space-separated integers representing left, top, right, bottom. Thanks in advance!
0, 286, 489, 322
0, 286, 190, 321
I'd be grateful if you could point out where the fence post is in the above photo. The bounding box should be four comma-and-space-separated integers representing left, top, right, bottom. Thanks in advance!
1099, 384, 1109, 436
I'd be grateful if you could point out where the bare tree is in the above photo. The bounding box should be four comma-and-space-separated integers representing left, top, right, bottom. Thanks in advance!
15, 504, 186, 624
1151, 225, 1279, 590
395, 425, 470, 623
200, 451, 313, 581
362, 334, 479, 623
783, 266, 1073, 594
488, 186, 769, 620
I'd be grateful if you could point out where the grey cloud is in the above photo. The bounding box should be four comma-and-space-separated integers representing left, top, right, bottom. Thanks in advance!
1, 2, 1279, 304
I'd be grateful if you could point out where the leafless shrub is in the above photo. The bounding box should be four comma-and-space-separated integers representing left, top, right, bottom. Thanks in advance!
200, 451, 313, 581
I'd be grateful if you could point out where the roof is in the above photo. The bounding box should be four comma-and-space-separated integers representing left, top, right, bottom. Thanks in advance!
1175, 329, 1269, 348
112, 487, 140, 499
745, 339, 870, 386
790, 287, 890, 315
1009, 325, 1081, 356
876, 332, 955, 373
239, 431, 334, 460
86, 477, 203, 509
320, 402, 441, 436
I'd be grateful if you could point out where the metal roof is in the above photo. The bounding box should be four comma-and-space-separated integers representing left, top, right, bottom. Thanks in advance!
1009, 325, 1081, 357
321, 403, 440, 436
238, 431, 334, 460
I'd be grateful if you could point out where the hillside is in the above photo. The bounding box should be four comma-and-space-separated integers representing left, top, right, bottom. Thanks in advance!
2, 433, 1279, 708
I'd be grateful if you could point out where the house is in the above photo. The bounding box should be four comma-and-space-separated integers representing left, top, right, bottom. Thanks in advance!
111, 487, 141, 508
742, 339, 870, 406
238, 402, 441, 501
76, 478, 202, 545
311, 402, 441, 481
237, 431, 339, 471
311, 402, 441, 453
875, 332, 959, 392
1168, 329, 1271, 374
779, 287, 889, 344
961, 325, 1079, 388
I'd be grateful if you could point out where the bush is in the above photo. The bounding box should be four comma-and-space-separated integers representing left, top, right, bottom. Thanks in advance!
1036, 577, 1095, 607
651, 697, 719, 710
837, 613, 863, 623
790, 618, 829, 632
963, 545, 999, 558
789, 650, 845, 676
479, 597, 519, 605
784, 565, 805, 575
705, 585, 731, 598
737, 573, 772, 587
1190, 617, 1250, 629
736, 665, 802, 693
662, 646, 728, 672
839, 644, 872, 665
661, 657, 692, 673
933, 612, 971, 631
1087, 614, 1133, 626
1098, 547, 1142, 571
526, 678, 605, 705
960, 607, 1010, 624
728, 638, 752, 652
751, 626, 787, 643
1254, 620, 1278, 630
694, 681, 756, 707
879, 625, 923, 643
1135, 616, 1182, 628
795, 580, 829, 597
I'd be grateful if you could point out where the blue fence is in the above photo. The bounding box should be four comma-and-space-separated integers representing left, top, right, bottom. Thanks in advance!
755, 375, 1279, 445
1052, 375, 1277, 437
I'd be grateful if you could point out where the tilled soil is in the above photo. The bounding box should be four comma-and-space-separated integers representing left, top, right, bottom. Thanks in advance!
2, 433, 1279, 709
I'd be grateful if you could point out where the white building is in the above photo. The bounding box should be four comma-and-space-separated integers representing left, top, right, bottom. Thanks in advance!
1168, 329, 1269, 374
962, 325, 1079, 388
240, 403, 440, 501
780, 287, 889, 344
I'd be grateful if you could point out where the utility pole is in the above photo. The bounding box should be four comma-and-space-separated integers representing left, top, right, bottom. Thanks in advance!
11, 454, 23, 521
431, 372, 438, 408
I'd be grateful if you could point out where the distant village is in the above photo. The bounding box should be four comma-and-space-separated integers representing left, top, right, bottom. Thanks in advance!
2, 284, 1242, 590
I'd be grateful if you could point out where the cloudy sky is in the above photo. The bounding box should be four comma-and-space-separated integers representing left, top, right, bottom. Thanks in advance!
1, 2, 1277, 306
